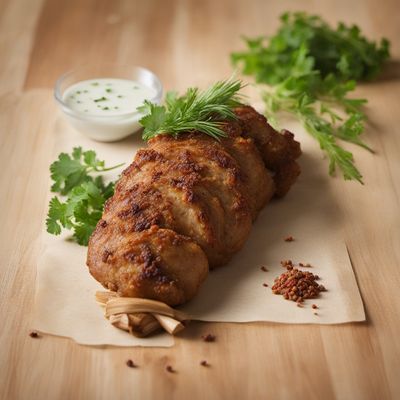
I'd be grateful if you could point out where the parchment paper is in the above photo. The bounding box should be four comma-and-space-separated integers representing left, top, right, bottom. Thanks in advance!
32, 112, 365, 347
34, 234, 173, 347
182, 122, 365, 323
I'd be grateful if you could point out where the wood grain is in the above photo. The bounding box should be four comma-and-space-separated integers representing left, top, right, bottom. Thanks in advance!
1, 0, 399, 399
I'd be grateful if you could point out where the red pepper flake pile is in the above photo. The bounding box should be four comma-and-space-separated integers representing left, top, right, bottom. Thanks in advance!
200, 360, 210, 367
166, 365, 175, 373
202, 334, 216, 342
272, 268, 326, 303
284, 235, 294, 242
260, 266, 268, 272
29, 331, 40, 338
126, 359, 137, 368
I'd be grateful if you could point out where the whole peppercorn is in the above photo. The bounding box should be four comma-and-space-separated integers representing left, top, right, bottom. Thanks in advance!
202, 334, 216, 342
166, 365, 175, 373
126, 360, 137, 368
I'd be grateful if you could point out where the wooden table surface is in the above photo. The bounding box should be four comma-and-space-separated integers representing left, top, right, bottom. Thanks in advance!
1, 0, 399, 399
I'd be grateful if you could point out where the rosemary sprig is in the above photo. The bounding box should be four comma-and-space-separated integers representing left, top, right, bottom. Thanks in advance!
138, 78, 244, 140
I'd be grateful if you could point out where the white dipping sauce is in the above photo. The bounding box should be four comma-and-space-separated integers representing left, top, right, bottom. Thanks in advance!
63, 78, 157, 116
59, 78, 161, 142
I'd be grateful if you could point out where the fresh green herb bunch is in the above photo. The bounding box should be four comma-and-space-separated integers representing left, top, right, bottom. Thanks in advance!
232, 12, 390, 84
262, 45, 370, 182
231, 12, 390, 182
46, 147, 123, 245
138, 78, 244, 140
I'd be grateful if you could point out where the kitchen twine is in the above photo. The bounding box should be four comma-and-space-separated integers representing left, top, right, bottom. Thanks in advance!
95, 291, 190, 337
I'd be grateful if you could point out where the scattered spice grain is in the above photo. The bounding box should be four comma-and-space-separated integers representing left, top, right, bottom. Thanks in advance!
299, 262, 313, 267
126, 360, 137, 368
200, 360, 210, 367
284, 235, 294, 242
166, 365, 175, 373
29, 331, 40, 338
263, 283, 269, 287
281, 259, 293, 267
260, 266, 268, 272
202, 334, 216, 342
312, 304, 318, 309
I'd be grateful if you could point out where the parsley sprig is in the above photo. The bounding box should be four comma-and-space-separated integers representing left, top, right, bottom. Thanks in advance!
232, 12, 390, 182
138, 78, 244, 140
46, 147, 123, 245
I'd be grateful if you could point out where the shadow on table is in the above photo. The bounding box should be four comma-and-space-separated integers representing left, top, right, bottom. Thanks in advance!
370, 60, 400, 82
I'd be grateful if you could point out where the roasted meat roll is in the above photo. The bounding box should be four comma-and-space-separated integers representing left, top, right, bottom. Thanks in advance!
87, 106, 301, 306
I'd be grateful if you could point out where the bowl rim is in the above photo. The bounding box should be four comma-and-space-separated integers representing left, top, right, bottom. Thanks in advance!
54, 64, 163, 119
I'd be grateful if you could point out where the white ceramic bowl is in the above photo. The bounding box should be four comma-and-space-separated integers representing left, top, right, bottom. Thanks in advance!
54, 65, 163, 142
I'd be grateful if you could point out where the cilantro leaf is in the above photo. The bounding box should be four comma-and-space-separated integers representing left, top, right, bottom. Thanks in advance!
139, 102, 167, 138
72, 147, 83, 160
49, 147, 124, 195
46, 197, 67, 235
46, 148, 123, 246
73, 223, 97, 246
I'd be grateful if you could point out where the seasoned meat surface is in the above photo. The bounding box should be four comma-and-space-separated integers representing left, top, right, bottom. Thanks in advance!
234, 106, 301, 196
87, 106, 301, 305
87, 225, 208, 305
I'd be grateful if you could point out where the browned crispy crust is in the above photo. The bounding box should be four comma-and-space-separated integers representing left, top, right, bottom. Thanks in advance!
87, 105, 301, 306
234, 106, 301, 196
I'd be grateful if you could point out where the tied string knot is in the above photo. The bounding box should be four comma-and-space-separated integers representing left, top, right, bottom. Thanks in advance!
95, 291, 191, 337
